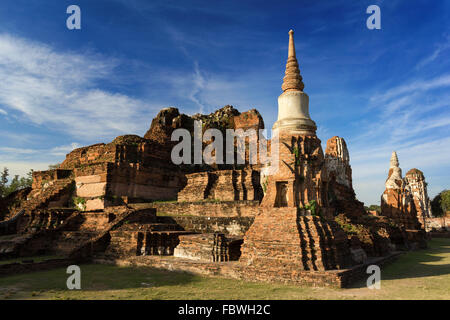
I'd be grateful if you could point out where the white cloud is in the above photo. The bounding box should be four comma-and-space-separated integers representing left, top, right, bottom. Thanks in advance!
0, 162, 49, 180
0, 33, 159, 140
0, 142, 81, 166
49, 143, 82, 157
0, 147, 36, 155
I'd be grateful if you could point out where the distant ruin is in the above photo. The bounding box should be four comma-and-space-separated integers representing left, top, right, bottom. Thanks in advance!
0, 30, 443, 287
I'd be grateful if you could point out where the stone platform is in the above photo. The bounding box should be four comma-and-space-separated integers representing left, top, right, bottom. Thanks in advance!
93, 251, 403, 288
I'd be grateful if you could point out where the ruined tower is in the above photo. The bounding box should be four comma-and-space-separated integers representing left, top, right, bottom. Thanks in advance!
380, 152, 420, 229
240, 30, 352, 275
260, 29, 328, 210
405, 168, 433, 229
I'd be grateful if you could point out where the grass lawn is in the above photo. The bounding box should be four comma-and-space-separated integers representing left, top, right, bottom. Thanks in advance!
0, 255, 63, 265
0, 238, 449, 300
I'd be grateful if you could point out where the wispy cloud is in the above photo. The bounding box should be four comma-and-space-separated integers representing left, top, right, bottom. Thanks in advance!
349, 73, 450, 205
416, 37, 450, 69
0, 142, 82, 178
0, 143, 81, 159
370, 74, 450, 104
0, 34, 158, 140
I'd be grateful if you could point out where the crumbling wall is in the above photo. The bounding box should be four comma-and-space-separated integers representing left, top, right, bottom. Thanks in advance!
325, 136, 366, 218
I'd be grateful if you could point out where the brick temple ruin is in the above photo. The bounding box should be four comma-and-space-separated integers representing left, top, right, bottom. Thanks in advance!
0, 30, 444, 287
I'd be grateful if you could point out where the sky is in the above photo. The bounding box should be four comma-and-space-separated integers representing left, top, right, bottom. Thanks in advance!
0, 0, 449, 205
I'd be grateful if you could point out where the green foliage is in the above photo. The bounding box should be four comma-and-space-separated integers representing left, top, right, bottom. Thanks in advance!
365, 204, 381, 213
335, 215, 360, 235
0, 167, 8, 197
304, 200, 320, 216
431, 190, 450, 217
293, 147, 301, 166
71, 197, 86, 211
0, 167, 33, 198
262, 177, 268, 193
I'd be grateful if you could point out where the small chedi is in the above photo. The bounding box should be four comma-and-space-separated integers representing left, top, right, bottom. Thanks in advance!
380, 151, 433, 234
0, 30, 432, 287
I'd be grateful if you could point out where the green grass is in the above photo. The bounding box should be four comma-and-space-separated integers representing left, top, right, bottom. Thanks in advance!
0, 255, 63, 265
0, 238, 449, 300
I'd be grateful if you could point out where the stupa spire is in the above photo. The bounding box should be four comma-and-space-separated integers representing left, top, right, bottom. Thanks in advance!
281, 29, 305, 92
273, 29, 316, 134
385, 151, 403, 189
390, 151, 399, 168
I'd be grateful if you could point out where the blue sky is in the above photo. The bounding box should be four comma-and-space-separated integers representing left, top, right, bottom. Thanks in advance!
0, 0, 449, 205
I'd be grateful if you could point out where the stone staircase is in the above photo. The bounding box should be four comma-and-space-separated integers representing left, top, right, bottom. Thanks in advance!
10, 178, 74, 227
46, 209, 123, 256
0, 208, 78, 259
0, 210, 25, 236
0, 178, 74, 236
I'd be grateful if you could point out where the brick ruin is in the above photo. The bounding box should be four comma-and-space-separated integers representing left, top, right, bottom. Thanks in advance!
0, 30, 434, 287
380, 152, 433, 234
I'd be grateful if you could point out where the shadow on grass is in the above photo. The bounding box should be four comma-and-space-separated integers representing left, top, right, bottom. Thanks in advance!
348, 239, 450, 288
0, 263, 202, 294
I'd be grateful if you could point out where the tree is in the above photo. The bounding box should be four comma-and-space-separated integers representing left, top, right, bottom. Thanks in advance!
0, 167, 9, 198
366, 204, 381, 213
0, 167, 33, 198
431, 190, 450, 217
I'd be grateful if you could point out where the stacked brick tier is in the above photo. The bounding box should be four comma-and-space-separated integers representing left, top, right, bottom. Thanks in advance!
146, 200, 259, 218
240, 208, 353, 272
156, 215, 254, 237
174, 233, 243, 262
73, 162, 184, 210
102, 209, 193, 258
178, 169, 263, 202
260, 134, 328, 208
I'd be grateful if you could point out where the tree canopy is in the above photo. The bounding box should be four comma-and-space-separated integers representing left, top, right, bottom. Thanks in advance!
364, 204, 381, 213
431, 190, 450, 217
0, 167, 33, 198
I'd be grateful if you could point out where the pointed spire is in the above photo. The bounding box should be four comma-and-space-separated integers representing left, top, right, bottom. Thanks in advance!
281, 29, 305, 92
386, 151, 402, 189
390, 151, 399, 168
